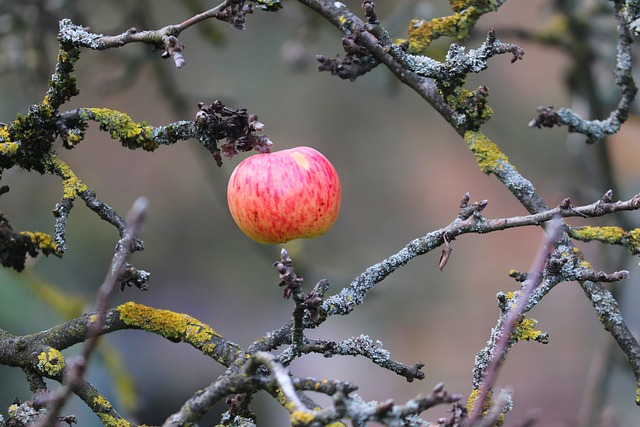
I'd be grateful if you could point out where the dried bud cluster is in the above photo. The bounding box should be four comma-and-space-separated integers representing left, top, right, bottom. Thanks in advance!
195, 100, 272, 166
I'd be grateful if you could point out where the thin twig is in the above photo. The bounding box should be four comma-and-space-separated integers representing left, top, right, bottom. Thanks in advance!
467, 219, 563, 424
33, 197, 148, 427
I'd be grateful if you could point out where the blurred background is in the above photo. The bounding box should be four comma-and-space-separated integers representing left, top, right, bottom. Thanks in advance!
1, 1, 639, 426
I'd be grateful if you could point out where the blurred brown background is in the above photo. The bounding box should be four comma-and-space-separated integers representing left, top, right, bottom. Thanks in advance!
1, 1, 639, 426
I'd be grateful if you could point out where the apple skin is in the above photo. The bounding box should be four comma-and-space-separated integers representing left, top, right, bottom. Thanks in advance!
227, 146, 341, 244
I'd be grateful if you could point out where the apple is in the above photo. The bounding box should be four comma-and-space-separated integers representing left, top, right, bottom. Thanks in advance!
227, 146, 341, 244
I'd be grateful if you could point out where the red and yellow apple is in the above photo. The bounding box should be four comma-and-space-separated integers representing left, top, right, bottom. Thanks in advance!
227, 146, 341, 244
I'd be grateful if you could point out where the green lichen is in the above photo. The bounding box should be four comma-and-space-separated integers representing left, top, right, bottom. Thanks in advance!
444, 87, 493, 129
9, 105, 58, 173
43, 46, 80, 109
117, 301, 221, 351
36, 347, 65, 377
66, 128, 86, 147
88, 108, 157, 151
406, 0, 498, 54
19, 231, 59, 255
463, 130, 512, 174
570, 226, 640, 255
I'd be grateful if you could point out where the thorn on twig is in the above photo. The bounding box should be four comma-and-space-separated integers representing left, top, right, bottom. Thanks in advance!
0, 185, 9, 196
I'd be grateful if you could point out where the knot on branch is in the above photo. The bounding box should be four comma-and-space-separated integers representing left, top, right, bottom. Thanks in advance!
195, 100, 272, 166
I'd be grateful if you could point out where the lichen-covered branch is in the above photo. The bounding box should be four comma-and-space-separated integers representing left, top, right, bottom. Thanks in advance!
319, 191, 640, 320
57, 0, 259, 68
468, 220, 562, 422
32, 197, 148, 427
0, 10, 272, 272
280, 335, 426, 383
529, 0, 638, 143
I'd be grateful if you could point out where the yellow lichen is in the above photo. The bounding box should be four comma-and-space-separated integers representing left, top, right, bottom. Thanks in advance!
570, 226, 640, 255
88, 108, 156, 150
629, 229, 640, 253
467, 389, 504, 425
467, 388, 491, 415
0, 142, 19, 157
36, 347, 65, 377
7, 404, 18, 417
93, 395, 113, 411
273, 387, 288, 407
290, 410, 315, 425
44, 154, 88, 199
96, 413, 131, 427
19, 231, 59, 254
0, 125, 10, 142
570, 226, 624, 243
117, 302, 221, 350
512, 318, 543, 341
93, 393, 133, 427
406, 8, 481, 54
463, 130, 512, 174
504, 291, 516, 301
